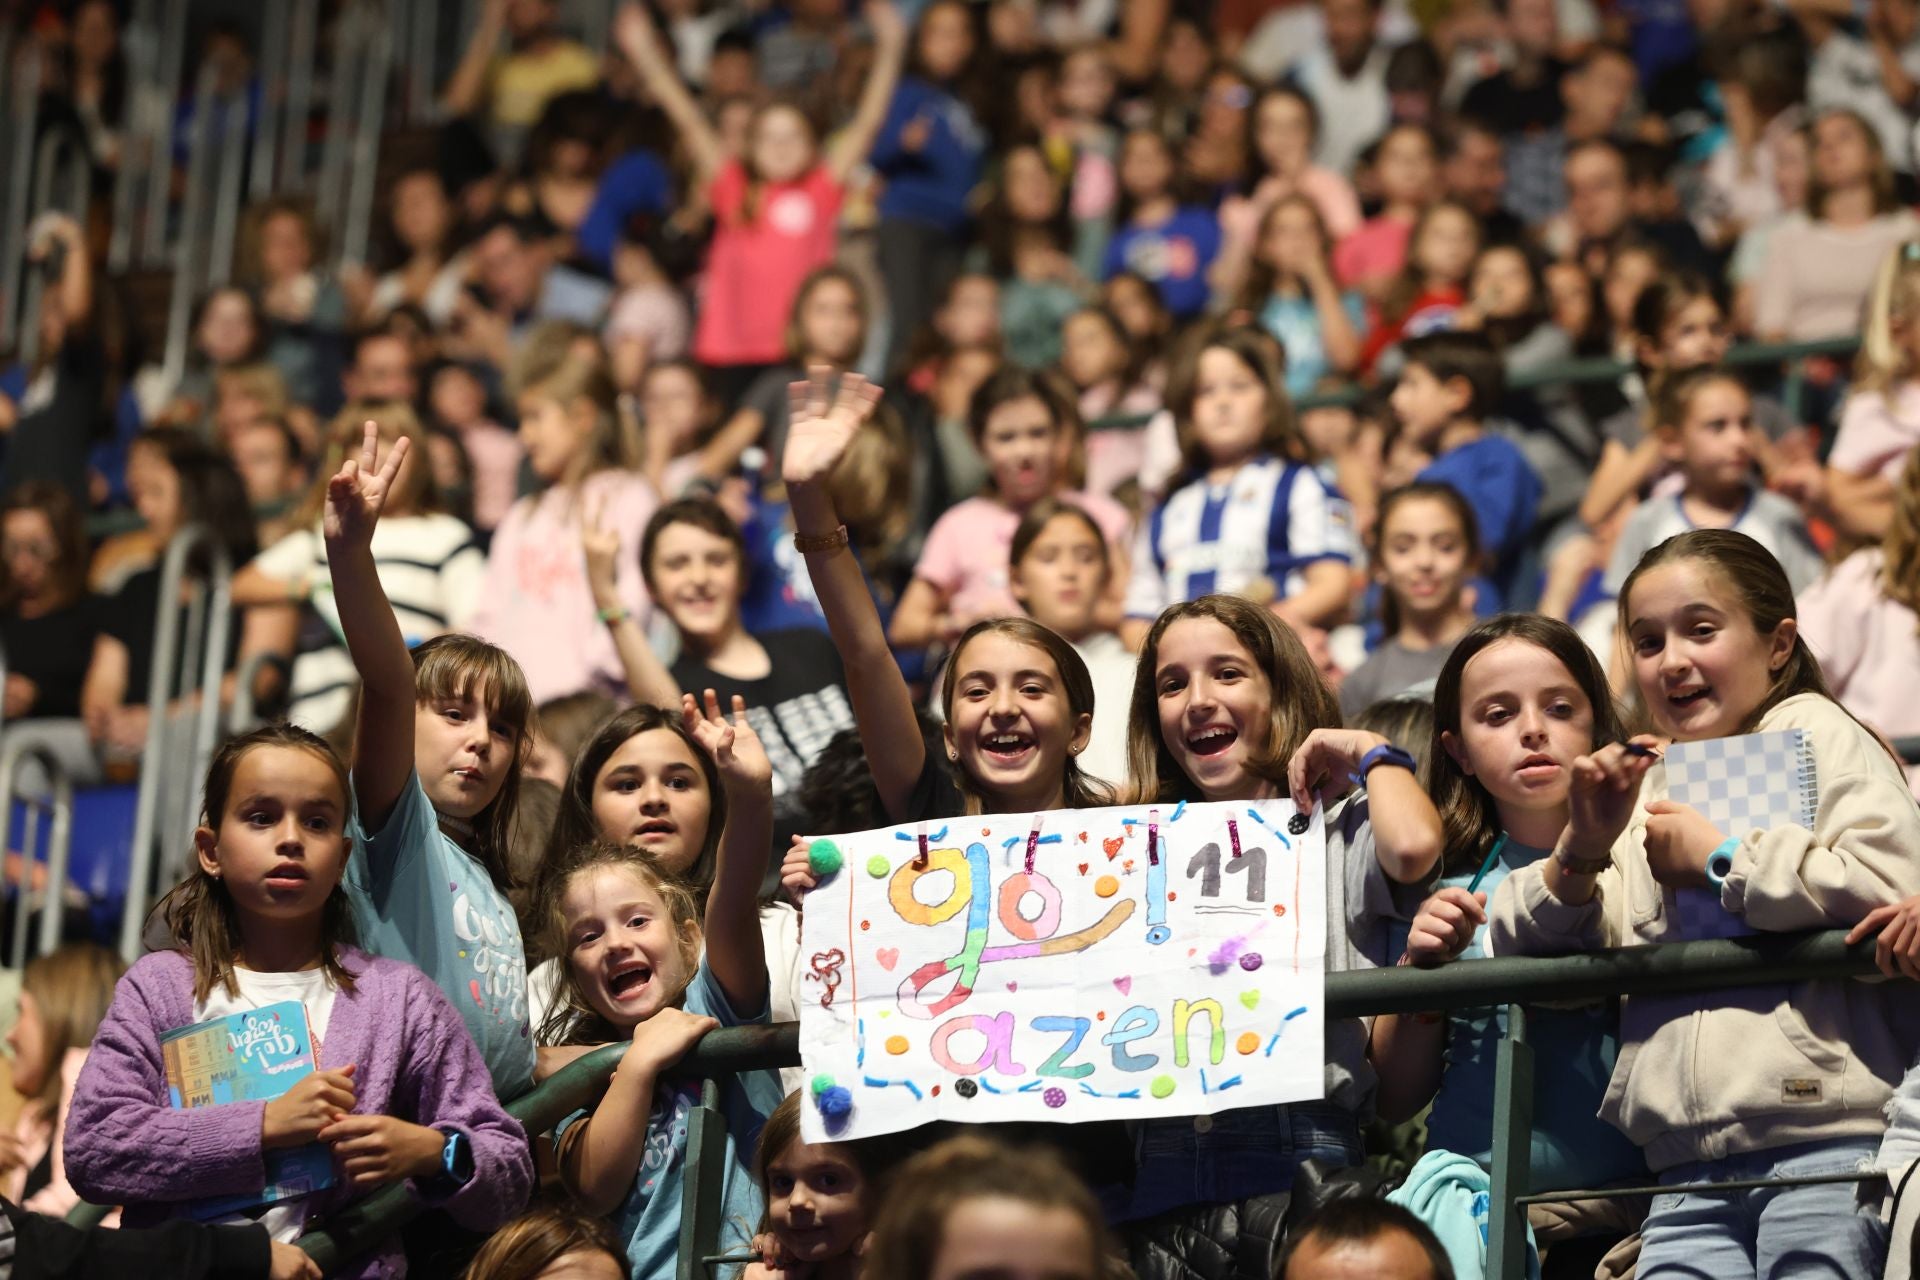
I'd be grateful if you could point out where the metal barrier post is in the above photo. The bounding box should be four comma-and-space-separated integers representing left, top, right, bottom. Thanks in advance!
18, 129, 95, 370
118, 525, 235, 960
678, 1077, 728, 1280
249, 0, 289, 203
0, 42, 43, 356
1487, 1004, 1534, 1280
1, 739, 76, 967
207, 88, 248, 288
159, 63, 222, 399
341, 14, 394, 274
140, 0, 190, 269
107, 5, 157, 272
406, 0, 440, 125
279, 0, 321, 193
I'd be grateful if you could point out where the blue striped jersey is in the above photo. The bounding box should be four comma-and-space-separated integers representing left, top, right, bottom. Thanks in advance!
1125, 454, 1356, 619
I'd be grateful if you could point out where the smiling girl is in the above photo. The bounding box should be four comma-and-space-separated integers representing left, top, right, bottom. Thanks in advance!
743, 1092, 886, 1280
541, 692, 782, 1278
1490, 530, 1920, 1279
890, 369, 1131, 651
1339, 483, 1479, 718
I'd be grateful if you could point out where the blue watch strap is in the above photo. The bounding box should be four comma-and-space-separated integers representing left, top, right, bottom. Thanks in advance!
438, 1129, 474, 1189
1359, 743, 1417, 783
1704, 837, 1739, 889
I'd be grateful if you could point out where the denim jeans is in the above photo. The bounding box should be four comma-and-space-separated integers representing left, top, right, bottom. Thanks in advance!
1638, 1138, 1887, 1280
1125, 1101, 1364, 1222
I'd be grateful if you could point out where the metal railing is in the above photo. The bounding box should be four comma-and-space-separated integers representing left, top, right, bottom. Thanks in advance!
283, 930, 1894, 1280
117, 524, 235, 960
0, 739, 76, 967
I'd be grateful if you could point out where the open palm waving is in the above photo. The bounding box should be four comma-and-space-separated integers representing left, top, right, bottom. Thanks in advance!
781, 366, 884, 489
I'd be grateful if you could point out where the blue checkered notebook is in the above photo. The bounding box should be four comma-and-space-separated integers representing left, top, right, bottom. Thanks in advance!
1663, 730, 1818, 940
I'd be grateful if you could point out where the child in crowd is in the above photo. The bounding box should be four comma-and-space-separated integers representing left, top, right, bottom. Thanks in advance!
863, 1136, 1110, 1280
1335, 123, 1437, 298
460, 1203, 627, 1280
1822, 241, 1920, 542
1388, 331, 1542, 607
326, 424, 538, 1095
614, 1, 906, 403
632, 359, 721, 507
1361, 200, 1480, 371
1798, 444, 1920, 798
541, 694, 781, 1278
1102, 129, 1221, 320
1339, 483, 1478, 718
1603, 368, 1824, 598
702, 266, 875, 484
1058, 306, 1161, 500
743, 1092, 886, 1279
232, 404, 485, 738
1008, 498, 1136, 787
1237, 195, 1367, 401
470, 346, 656, 705
1369, 615, 1646, 1191
1489, 529, 1920, 1279
2, 942, 122, 1218
1214, 86, 1363, 302
426, 360, 524, 536
1119, 593, 1441, 1233
1124, 326, 1357, 643
891, 368, 1130, 650
65, 725, 532, 1269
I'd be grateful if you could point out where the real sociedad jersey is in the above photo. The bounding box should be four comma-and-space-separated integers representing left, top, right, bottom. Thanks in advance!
1125, 454, 1357, 619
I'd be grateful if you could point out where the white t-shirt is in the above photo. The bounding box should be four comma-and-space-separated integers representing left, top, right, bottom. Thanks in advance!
193, 966, 339, 1243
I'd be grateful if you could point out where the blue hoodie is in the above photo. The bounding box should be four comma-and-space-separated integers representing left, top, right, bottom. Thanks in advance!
870, 76, 987, 233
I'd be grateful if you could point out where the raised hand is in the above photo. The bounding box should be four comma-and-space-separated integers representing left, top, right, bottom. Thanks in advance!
1562, 738, 1662, 870
780, 834, 816, 906
581, 495, 622, 611
323, 422, 409, 549
262, 1065, 357, 1149
781, 366, 884, 490
614, 1, 666, 65
683, 689, 773, 792
864, 0, 907, 48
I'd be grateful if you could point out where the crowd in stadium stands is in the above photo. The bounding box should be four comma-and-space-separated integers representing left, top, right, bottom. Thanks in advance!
3, 0, 1920, 1275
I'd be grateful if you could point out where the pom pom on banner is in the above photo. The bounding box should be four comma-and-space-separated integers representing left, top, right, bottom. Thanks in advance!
808, 839, 845, 878
816, 1085, 854, 1121
811, 1073, 836, 1097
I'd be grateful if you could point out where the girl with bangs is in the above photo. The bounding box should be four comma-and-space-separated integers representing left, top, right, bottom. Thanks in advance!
326, 424, 538, 1096
1119, 594, 1442, 1239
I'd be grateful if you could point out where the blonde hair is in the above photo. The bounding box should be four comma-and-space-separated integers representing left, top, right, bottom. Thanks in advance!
825, 400, 913, 576
1881, 445, 1920, 626
1124, 595, 1340, 803
293, 401, 439, 528
216, 362, 292, 419
511, 338, 636, 476
532, 841, 703, 1046
1856, 241, 1920, 393
17, 942, 125, 1110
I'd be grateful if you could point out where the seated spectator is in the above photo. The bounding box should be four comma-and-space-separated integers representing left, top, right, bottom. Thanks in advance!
1755, 107, 1920, 343
1287, 0, 1392, 177
452, 213, 613, 369
1508, 42, 1638, 232
0, 214, 104, 500
1241, 195, 1367, 399
443, 0, 600, 146
425, 359, 523, 535
226, 416, 308, 548
365, 167, 469, 327
232, 403, 484, 737
978, 141, 1088, 373
1057, 306, 1160, 497
1336, 123, 1438, 298
1102, 129, 1221, 321
459, 1202, 627, 1280
243, 198, 348, 416
1, 482, 99, 725
1440, 122, 1525, 247
1, 943, 124, 1219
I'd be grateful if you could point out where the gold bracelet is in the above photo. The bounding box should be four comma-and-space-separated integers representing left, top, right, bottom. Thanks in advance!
793, 524, 850, 554
1554, 846, 1613, 876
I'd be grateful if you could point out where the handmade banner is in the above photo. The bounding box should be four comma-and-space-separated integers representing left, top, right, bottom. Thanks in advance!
797, 798, 1327, 1143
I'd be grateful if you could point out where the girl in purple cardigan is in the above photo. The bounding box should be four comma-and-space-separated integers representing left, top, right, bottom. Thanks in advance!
63, 724, 533, 1277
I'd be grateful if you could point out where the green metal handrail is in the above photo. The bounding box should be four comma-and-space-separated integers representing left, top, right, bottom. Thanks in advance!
285, 929, 1889, 1277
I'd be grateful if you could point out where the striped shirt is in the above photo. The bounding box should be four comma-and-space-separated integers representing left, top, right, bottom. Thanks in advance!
1125, 454, 1356, 619
252, 514, 485, 734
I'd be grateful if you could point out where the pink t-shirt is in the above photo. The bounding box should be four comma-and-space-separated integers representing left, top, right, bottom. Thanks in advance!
913, 491, 1133, 624
694, 159, 845, 367
1218, 170, 1364, 249
1828, 383, 1920, 482
1334, 214, 1413, 291
469, 468, 657, 704
1798, 547, 1920, 798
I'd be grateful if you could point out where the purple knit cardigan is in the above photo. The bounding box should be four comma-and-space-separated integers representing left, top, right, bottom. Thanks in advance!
64, 947, 534, 1278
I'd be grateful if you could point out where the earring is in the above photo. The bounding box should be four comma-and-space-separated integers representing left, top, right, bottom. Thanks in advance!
948, 750, 958, 761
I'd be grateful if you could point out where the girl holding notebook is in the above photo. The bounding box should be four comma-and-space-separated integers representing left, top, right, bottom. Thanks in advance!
1488, 529, 1920, 1280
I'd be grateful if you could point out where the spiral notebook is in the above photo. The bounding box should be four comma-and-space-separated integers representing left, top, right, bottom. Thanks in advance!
1663, 729, 1819, 941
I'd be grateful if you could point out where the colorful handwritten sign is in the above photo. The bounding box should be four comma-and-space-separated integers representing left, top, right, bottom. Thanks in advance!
798, 799, 1326, 1142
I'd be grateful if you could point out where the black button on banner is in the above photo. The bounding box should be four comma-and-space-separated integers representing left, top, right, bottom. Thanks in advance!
955, 1078, 978, 1098
1287, 813, 1310, 836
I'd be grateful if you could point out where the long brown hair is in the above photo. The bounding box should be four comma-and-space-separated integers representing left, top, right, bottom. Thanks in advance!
864, 1135, 1110, 1280
939, 617, 1115, 813
412, 634, 535, 891
543, 703, 726, 911
1372, 482, 1481, 641
1234, 193, 1335, 315
459, 1201, 625, 1280
1165, 324, 1303, 477
532, 840, 703, 1046
17, 942, 125, 1109
157, 725, 360, 1001
1125, 595, 1340, 804
0, 481, 89, 613
1616, 530, 1853, 738
1429, 614, 1622, 877
291, 402, 441, 529
1806, 107, 1899, 220
750, 1091, 893, 1240
1881, 446, 1920, 627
